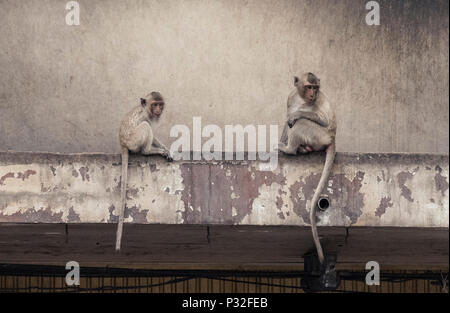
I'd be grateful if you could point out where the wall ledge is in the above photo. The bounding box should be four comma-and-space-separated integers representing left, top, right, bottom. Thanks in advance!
0, 151, 448, 227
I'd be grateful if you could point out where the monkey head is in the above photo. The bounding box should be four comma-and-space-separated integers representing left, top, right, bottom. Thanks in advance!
294, 72, 320, 104
141, 91, 165, 119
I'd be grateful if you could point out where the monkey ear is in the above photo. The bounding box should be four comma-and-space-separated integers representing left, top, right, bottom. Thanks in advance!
294, 76, 299, 86
140, 98, 146, 106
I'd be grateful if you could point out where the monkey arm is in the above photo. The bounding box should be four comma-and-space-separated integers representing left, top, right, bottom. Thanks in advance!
288, 111, 329, 128
151, 137, 173, 161
152, 137, 167, 150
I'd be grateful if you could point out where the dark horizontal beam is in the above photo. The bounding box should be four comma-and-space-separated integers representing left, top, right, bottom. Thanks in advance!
0, 224, 447, 270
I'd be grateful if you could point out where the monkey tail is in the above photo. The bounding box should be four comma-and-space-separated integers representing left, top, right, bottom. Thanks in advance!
115, 146, 129, 251
310, 142, 336, 264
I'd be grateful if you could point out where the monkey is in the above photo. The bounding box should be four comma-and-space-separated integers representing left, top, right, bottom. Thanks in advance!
115, 91, 173, 251
278, 72, 336, 264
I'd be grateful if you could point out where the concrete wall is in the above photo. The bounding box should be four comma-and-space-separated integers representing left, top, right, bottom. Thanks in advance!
0, 152, 448, 227
0, 0, 448, 154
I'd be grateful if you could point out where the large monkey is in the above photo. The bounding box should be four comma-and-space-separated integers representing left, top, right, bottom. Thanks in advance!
116, 92, 173, 251
279, 73, 336, 264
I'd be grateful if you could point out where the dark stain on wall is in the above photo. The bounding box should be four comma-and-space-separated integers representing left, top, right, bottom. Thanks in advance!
108, 205, 117, 223
79, 167, 90, 181
397, 171, 414, 202
0, 172, 15, 185
16, 170, 37, 181
126, 205, 149, 224
149, 164, 158, 173
434, 165, 449, 196
179, 163, 286, 224
107, 203, 148, 224
67, 206, 81, 223
0, 170, 37, 185
375, 196, 394, 217
126, 187, 139, 200
0, 207, 63, 223
290, 171, 365, 224
178, 164, 208, 223
275, 195, 283, 211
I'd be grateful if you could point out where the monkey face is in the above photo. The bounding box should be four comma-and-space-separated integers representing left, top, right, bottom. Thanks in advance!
141, 92, 165, 119
303, 84, 319, 103
150, 101, 165, 118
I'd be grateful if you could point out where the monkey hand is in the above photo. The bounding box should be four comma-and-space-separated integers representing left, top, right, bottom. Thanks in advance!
288, 118, 297, 128
163, 150, 173, 162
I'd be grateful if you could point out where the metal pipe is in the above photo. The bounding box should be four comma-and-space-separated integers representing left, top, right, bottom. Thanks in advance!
317, 196, 330, 211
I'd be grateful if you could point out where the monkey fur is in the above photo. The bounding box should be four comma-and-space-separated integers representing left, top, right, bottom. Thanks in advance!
115, 91, 172, 251
279, 73, 337, 263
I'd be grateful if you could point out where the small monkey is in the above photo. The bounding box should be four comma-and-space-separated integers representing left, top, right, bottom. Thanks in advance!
116, 91, 173, 251
279, 73, 336, 264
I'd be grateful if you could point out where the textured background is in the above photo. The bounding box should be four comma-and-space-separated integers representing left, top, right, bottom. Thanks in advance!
0, 0, 448, 154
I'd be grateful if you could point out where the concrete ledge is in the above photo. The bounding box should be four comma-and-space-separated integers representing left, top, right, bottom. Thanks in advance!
0, 151, 448, 227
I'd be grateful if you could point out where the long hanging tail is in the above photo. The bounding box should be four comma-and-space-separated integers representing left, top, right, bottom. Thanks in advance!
115, 147, 129, 251
310, 142, 336, 263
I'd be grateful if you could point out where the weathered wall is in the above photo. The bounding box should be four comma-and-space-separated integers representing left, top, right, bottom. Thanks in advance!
0, 0, 448, 154
0, 152, 448, 227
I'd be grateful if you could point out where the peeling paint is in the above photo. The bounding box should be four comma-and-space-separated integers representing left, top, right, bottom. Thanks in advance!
275, 196, 283, 211
290, 171, 365, 225
0, 170, 37, 185
0, 207, 63, 223
0, 152, 448, 227
126, 187, 139, 200
375, 196, 394, 217
17, 170, 37, 181
79, 167, 90, 181
434, 165, 449, 196
126, 205, 149, 223
67, 206, 81, 223
0, 172, 15, 185
108, 205, 117, 223
149, 164, 158, 173
179, 163, 285, 224
397, 171, 414, 202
